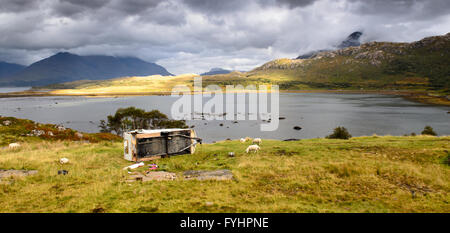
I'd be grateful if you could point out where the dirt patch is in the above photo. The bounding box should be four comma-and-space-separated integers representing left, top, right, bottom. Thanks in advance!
183, 169, 233, 181
126, 171, 177, 182
0, 170, 38, 179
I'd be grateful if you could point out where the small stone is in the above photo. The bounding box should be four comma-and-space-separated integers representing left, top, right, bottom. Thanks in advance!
205, 202, 214, 206
293, 126, 302, 130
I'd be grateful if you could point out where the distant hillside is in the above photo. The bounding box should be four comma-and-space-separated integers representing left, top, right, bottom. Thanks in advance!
0, 61, 25, 80
201, 68, 232, 76
251, 32, 449, 93
0, 52, 172, 86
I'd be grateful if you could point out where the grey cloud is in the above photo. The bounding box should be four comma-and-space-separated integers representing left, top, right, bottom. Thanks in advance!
0, 0, 449, 74
276, 0, 316, 8
110, 0, 164, 14
0, 0, 39, 12
348, 0, 450, 20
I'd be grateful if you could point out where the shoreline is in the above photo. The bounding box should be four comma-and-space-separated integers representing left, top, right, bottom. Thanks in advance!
0, 89, 449, 106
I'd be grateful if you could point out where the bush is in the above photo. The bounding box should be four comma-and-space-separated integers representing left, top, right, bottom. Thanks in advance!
99, 107, 188, 135
421, 126, 437, 136
326, 127, 352, 140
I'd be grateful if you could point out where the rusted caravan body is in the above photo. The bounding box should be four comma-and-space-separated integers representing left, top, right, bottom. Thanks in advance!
123, 129, 201, 162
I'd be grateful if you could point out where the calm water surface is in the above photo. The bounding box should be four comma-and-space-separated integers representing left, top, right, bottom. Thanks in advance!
0, 93, 448, 143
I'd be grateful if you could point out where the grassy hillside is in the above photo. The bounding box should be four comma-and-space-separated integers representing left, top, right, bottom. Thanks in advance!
228, 33, 450, 94
0, 134, 449, 213
0, 116, 121, 147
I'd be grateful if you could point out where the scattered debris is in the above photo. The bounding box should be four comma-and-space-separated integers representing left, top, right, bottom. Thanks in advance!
58, 170, 69, 175
148, 164, 158, 170
0, 169, 38, 179
183, 170, 233, 181
59, 158, 69, 164
293, 126, 302, 130
123, 162, 145, 170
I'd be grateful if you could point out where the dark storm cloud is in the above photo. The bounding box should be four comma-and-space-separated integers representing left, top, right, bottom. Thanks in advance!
53, 0, 110, 16
276, 0, 316, 8
0, 0, 39, 12
181, 0, 252, 13
0, 0, 449, 74
347, 0, 450, 20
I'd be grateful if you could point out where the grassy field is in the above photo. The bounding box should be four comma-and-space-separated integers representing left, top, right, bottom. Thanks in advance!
0, 135, 449, 213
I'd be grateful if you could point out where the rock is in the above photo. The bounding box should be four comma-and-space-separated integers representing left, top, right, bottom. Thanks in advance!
183, 169, 233, 181
57, 126, 66, 131
205, 202, 214, 206
293, 126, 302, 130
0, 169, 38, 179
30, 129, 45, 136
127, 171, 177, 182
47, 131, 54, 136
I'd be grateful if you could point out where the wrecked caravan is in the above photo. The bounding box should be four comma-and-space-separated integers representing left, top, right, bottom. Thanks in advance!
123, 129, 202, 161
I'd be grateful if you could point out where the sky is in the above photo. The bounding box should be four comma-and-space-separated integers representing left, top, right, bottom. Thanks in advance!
0, 0, 449, 74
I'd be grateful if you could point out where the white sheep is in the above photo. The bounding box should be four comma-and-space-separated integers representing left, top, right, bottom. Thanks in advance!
8, 143, 21, 149
246, 144, 260, 153
252, 138, 262, 145
59, 158, 69, 164
240, 138, 246, 143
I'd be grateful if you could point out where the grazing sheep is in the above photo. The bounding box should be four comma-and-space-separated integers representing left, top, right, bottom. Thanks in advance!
240, 138, 246, 143
8, 143, 21, 149
245, 137, 252, 141
59, 158, 69, 164
253, 138, 262, 145
246, 145, 260, 153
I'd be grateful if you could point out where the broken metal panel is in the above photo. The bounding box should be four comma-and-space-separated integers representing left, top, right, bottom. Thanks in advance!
123, 129, 201, 162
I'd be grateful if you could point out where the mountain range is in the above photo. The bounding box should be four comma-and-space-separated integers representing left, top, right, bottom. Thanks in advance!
201, 68, 232, 76
297, 31, 363, 59
0, 52, 172, 86
0, 61, 25, 79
